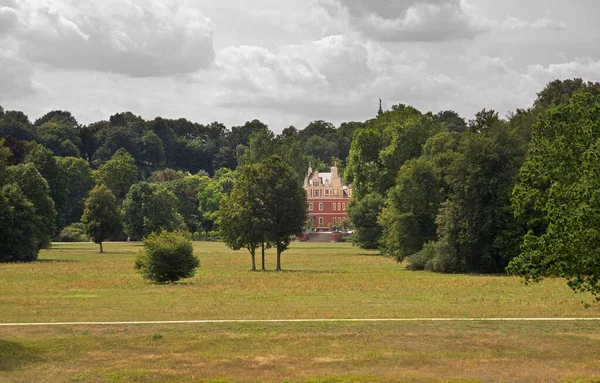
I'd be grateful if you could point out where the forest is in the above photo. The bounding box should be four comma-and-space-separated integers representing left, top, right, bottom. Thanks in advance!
1, 78, 600, 298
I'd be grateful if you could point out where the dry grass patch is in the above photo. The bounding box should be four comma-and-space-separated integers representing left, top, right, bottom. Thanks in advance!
1, 322, 600, 382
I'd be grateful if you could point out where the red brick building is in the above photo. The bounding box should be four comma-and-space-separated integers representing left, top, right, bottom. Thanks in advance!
303, 164, 352, 230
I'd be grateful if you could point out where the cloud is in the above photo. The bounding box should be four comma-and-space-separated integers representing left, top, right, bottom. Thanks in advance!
0, 3, 18, 36
215, 35, 383, 115
313, 0, 566, 42
314, 0, 482, 42
0, 50, 38, 98
214, 34, 466, 120
490, 16, 567, 32
3, 0, 215, 77
527, 57, 600, 82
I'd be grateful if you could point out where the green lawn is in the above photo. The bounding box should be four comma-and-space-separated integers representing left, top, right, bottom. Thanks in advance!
1, 242, 599, 382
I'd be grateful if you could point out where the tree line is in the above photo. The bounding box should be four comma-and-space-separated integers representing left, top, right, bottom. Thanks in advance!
344, 79, 600, 300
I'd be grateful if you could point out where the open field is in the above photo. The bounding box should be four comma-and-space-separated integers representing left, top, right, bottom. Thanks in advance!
1, 242, 600, 382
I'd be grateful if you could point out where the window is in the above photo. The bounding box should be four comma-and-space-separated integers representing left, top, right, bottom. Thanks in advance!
308, 203, 313, 211
342, 203, 346, 210
333, 202, 336, 211
337, 203, 341, 210
319, 217, 324, 226
319, 203, 323, 210
333, 217, 337, 225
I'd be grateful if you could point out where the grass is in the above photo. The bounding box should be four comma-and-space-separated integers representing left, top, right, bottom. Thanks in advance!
1, 241, 600, 382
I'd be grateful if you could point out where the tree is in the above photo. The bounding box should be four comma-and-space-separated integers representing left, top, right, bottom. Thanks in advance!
163, 174, 210, 233
0, 184, 39, 262
139, 130, 166, 167
258, 156, 307, 271
509, 91, 600, 300
134, 231, 199, 283
434, 124, 525, 273
347, 192, 385, 249
379, 158, 442, 261
303, 135, 339, 164
36, 121, 81, 157
95, 148, 138, 204
219, 164, 267, 271
10, 163, 57, 249
237, 130, 276, 166
0, 110, 37, 141
122, 182, 185, 240
197, 169, 235, 232
56, 157, 95, 225
24, 143, 69, 230
82, 185, 123, 253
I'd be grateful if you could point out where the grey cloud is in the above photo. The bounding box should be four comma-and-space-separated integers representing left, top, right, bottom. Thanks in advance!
6, 1, 215, 77
314, 0, 566, 42
0, 3, 18, 36
0, 52, 38, 98
316, 0, 483, 42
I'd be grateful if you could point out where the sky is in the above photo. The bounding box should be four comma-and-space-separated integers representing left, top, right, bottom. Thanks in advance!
1, 0, 600, 133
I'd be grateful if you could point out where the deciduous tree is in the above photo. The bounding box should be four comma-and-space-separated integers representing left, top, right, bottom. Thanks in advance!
82, 185, 123, 253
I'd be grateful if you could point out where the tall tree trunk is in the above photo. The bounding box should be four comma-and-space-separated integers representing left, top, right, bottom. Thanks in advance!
275, 244, 282, 271
99, 242, 103, 253
251, 249, 256, 271
261, 242, 266, 271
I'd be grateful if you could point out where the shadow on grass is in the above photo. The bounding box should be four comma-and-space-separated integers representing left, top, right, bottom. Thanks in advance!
0, 340, 44, 371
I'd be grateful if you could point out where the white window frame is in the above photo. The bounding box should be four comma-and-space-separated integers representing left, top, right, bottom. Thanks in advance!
308, 203, 313, 211
319, 203, 323, 211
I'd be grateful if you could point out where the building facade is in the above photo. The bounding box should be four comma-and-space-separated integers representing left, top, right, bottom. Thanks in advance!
303, 164, 352, 230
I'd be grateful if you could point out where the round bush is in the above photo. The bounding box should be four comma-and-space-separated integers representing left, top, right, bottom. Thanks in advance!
134, 231, 199, 283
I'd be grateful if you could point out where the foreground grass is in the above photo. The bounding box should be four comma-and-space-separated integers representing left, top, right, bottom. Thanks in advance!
2, 322, 600, 382
1, 241, 600, 382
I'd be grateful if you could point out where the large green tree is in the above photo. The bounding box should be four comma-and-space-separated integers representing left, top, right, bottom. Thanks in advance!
219, 164, 268, 271
434, 120, 525, 273
347, 192, 385, 250
509, 91, 600, 300
82, 185, 123, 253
24, 143, 69, 230
95, 148, 138, 204
10, 163, 57, 249
122, 182, 185, 240
0, 184, 40, 262
258, 156, 307, 271
379, 158, 442, 261
0, 141, 40, 262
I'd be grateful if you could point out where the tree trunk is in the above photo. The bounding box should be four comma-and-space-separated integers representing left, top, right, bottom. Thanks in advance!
251, 248, 256, 271
275, 244, 282, 271
99, 242, 103, 253
261, 242, 266, 271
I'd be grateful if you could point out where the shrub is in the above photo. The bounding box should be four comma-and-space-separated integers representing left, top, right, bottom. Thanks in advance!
134, 231, 199, 283
406, 241, 437, 271
55, 223, 89, 242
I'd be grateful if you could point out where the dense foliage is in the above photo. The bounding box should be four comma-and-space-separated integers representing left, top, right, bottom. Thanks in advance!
134, 230, 199, 283
509, 90, 600, 300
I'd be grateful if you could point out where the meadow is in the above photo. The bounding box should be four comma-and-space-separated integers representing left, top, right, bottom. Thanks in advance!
1, 242, 599, 382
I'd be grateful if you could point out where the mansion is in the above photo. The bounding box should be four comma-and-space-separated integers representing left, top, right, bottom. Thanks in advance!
303, 164, 352, 230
